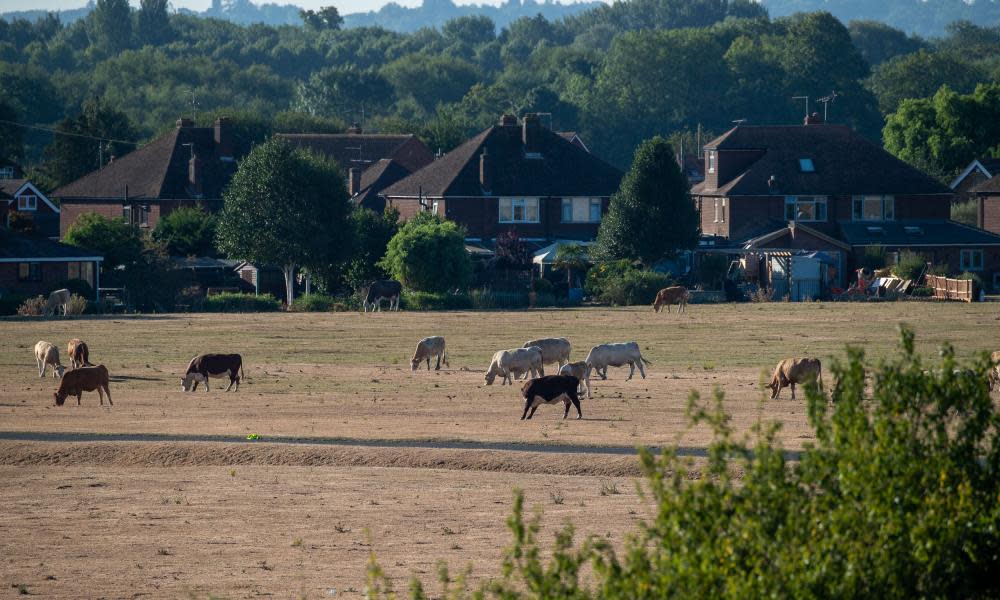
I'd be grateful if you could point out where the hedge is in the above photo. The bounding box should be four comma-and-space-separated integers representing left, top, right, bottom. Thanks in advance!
201, 292, 281, 312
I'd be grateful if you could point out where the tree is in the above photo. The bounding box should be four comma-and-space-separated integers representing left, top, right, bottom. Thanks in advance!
378, 212, 472, 293
299, 6, 344, 30
343, 206, 399, 291
868, 49, 985, 114
0, 99, 22, 163
136, 0, 174, 46
88, 0, 133, 54
595, 136, 699, 265
848, 20, 926, 66
381, 54, 479, 114
63, 212, 144, 274
152, 206, 218, 257
553, 243, 588, 290
215, 138, 352, 306
42, 98, 137, 188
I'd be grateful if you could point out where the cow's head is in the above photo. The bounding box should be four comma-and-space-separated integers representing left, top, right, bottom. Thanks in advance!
54, 365, 66, 378
410, 358, 421, 372
484, 369, 497, 385
54, 391, 66, 406
181, 373, 203, 392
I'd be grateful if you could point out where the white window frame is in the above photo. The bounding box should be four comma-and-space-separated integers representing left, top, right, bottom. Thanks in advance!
0, 166, 14, 179
714, 198, 726, 223
960, 249, 984, 272
784, 196, 827, 222
499, 197, 540, 224
431, 200, 439, 216
852, 195, 895, 221
560, 197, 602, 223
17, 195, 37, 211
708, 151, 716, 174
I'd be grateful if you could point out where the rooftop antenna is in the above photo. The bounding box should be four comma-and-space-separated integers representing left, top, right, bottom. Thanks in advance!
792, 95, 809, 120
732, 118, 748, 125
817, 91, 838, 121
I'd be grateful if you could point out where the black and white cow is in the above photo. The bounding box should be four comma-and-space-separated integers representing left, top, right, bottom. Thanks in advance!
182, 353, 244, 392
520, 375, 582, 420
363, 280, 402, 312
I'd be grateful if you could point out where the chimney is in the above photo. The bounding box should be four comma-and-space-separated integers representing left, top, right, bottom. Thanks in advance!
347, 123, 363, 134
176, 117, 194, 129
189, 151, 203, 196
214, 117, 233, 161
499, 114, 518, 127
804, 112, 824, 125
522, 113, 541, 154
479, 148, 491, 191
348, 167, 362, 196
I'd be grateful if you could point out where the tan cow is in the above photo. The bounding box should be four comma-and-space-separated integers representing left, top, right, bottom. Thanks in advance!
54, 364, 112, 406
411, 336, 449, 371
558, 361, 591, 398
768, 357, 822, 399
44, 288, 71, 316
988, 351, 1000, 391
34, 341, 65, 378
67, 338, 91, 369
485, 347, 544, 385
652, 286, 689, 313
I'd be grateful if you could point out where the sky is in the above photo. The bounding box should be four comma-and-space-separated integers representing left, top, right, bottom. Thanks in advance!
0, 0, 585, 14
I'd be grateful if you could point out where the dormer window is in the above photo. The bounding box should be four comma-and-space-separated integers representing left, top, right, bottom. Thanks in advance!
708, 151, 716, 174
17, 195, 37, 211
798, 158, 815, 173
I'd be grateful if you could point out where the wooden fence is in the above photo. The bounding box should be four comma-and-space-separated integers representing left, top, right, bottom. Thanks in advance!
926, 275, 973, 302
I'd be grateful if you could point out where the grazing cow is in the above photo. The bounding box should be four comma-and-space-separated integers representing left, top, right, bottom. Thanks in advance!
67, 338, 91, 369
523, 338, 571, 370
485, 347, 544, 385
34, 341, 65, 378
989, 351, 1000, 392
652, 286, 689, 313
559, 361, 591, 398
54, 364, 111, 406
182, 354, 244, 392
44, 288, 71, 316
411, 336, 449, 371
768, 357, 822, 400
585, 342, 651, 381
363, 280, 402, 312
520, 375, 582, 420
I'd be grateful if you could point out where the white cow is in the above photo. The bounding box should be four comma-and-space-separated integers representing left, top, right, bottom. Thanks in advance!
411, 336, 449, 371
485, 347, 544, 385
523, 337, 571, 369
559, 360, 591, 398
43, 288, 71, 316
585, 342, 651, 381
34, 340, 65, 378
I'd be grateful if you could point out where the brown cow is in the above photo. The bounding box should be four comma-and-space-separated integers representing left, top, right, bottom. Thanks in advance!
652, 286, 689, 313
54, 365, 112, 406
67, 338, 91, 369
767, 357, 822, 400
520, 375, 582, 420
988, 351, 1000, 391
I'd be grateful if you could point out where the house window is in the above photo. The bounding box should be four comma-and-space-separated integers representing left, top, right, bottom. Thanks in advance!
714, 198, 726, 223
852, 195, 895, 221
18, 262, 41, 282
560, 198, 602, 223
961, 249, 984, 271
784, 196, 827, 222
139, 205, 149, 227
431, 200, 439, 216
17, 195, 37, 211
799, 158, 816, 173
708, 151, 716, 174
122, 205, 132, 224
0, 166, 14, 178
499, 197, 540, 223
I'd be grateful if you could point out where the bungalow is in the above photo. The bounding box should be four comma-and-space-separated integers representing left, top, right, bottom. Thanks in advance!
380, 114, 623, 245
691, 114, 1000, 292
53, 117, 244, 238
0, 229, 103, 299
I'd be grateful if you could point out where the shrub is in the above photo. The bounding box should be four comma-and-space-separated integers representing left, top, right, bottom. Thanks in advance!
291, 293, 336, 312
951, 199, 978, 226
911, 286, 934, 297
16, 296, 45, 316
587, 260, 671, 305
379, 213, 472, 293
892, 250, 927, 281
402, 290, 472, 310
201, 292, 281, 312
366, 327, 1000, 598
859, 246, 887, 272
531, 278, 554, 295
696, 253, 729, 289
0, 293, 29, 316
152, 206, 218, 256
64, 294, 88, 315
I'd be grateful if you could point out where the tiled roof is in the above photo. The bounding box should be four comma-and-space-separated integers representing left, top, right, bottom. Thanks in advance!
973, 174, 1000, 194
381, 123, 622, 198
277, 132, 435, 174
0, 178, 28, 196
0, 230, 103, 260
693, 124, 951, 197
353, 159, 412, 208
53, 123, 241, 201
839, 220, 1000, 246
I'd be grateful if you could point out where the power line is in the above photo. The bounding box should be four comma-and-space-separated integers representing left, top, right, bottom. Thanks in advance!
0, 118, 140, 146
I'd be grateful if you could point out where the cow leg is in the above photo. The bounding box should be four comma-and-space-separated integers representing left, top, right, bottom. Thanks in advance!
626, 362, 635, 381
225, 374, 235, 392
563, 398, 571, 419
434, 354, 440, 370
204, 378, 210, 392
527, 405, 539, 419
234, 375, 240, 392
570, 390, 582, 419
105, 384, 113, 405
97, 387, 104, 405
790, 382, 796, 400
76, 393, 82, 406
637, 360, 646, 379
38, 360, 44, 378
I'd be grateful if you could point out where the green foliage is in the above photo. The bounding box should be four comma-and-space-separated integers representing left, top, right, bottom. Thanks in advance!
858, 246, 887, 272
290, 293, 337, 312
0, 293, 30, 316
884, 83, 1000, 180
951, 199, 979, 226
552, 243, 588, 289
343, 207, 400, 291
848, 20, 927, 66
42, 98, 138, 188
868, 49, 986, 115
216, 137, 352, 305
152, 206, 218, 257
64, 212, 144, 270
88, 0, 133, 55
136, 0, 174, 46
402, 290, 473, 311
586, 260, 672, 305
201, 292, 281, 312
697, 253, 729, 289
891, 250, 927, 281
379, 213, 472, 293
299, 6, 343, 31
595, 136, 699, 265
367, 327, 1000, 599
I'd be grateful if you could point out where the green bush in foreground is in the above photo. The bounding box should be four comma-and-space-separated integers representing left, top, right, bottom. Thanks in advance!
365, 326, 1000, 599
201, 293, 281, 313
586, 260, 672, 305
402, 291, 473, 311
291, 293, 337, 312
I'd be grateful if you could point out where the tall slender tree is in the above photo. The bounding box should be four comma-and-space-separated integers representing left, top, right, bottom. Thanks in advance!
89, 0, 133, 54
136, 0, 174, 46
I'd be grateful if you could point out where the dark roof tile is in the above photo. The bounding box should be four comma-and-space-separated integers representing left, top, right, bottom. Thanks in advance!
839, 220, 1000, 246
277, 132, 434, 173
0, 230, 104, 260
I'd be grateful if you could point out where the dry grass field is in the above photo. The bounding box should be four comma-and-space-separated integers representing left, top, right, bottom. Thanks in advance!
2, 302, 998, 598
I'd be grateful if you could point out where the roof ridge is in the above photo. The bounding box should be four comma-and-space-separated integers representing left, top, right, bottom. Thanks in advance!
437, 127, 493, 197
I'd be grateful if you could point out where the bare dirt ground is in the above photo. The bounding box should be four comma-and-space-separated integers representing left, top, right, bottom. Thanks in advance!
1, 303, 997, 597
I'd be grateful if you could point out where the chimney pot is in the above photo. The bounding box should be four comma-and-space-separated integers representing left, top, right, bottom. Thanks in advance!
804, 112, 824, 125
176, 117, 194, 129
348, 167, 362, 196
215, 117, 234, 160
347, 123, 363, 134
522, 113, 542, 154
499, 114, 517, 127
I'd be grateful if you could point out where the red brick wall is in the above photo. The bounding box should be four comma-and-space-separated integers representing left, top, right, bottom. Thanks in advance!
0, 261, 78, 296
982, 196, 1000, 234
60, 202, 123, 238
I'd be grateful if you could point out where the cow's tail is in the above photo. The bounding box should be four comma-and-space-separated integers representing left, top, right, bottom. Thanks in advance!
640, 356, 652, 366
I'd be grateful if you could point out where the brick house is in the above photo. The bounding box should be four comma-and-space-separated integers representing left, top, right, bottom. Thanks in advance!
691, 115, 1000, 291
0, 229, 103, 298
379, 114, 623, 244
1, 179, 61, 238
53, 117, 243, 238
951, 157, 1000, 206
277, 126, 434, 212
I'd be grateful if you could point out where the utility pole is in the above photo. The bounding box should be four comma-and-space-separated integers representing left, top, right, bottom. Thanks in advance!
792, 96, 810, 120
